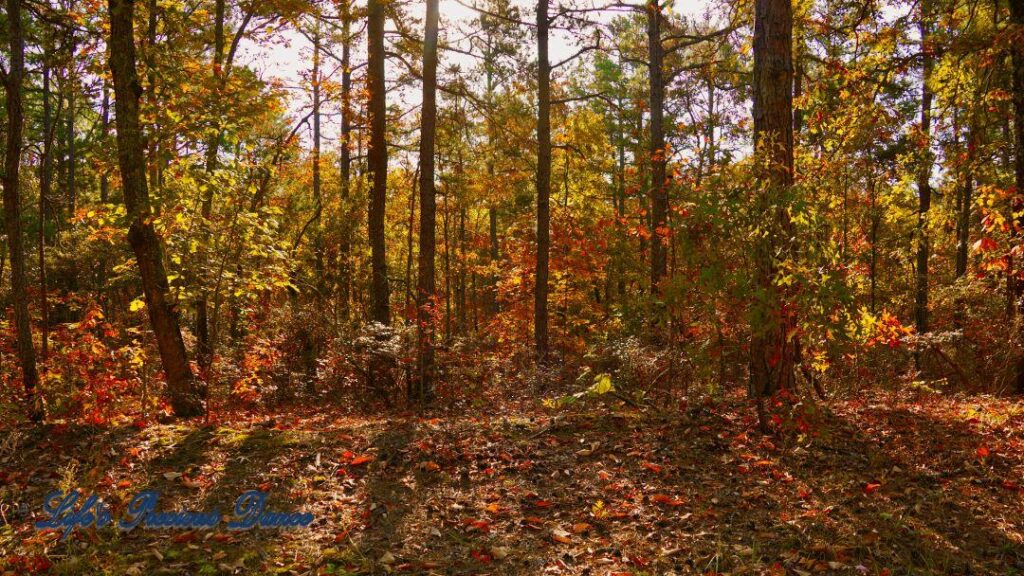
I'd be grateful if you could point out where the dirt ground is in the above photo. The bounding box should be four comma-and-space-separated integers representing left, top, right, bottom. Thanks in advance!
1, 389, 1023, 575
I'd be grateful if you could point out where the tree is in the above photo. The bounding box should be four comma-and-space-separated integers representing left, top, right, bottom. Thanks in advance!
749, 0, 796, 428
535, 0, 552, 360
914, 0, 933, 335
338, 0, 354, 320
415, 0, 440, 399
647, 0, 667, 295
3, 0, 43, 422
108, 0, 204, 418
367, 0, 390, 325
1011, 0, 1024, 392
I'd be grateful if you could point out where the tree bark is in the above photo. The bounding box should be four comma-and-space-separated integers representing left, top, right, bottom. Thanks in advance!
109, 0, 204, 418
66, 31, 77, 217
3, 0, 43, 422
914, 1, 933, 334
40, 60, 53, 362
1010, 0, 1024, 392
367, 0, 390, 324
647, 0, 668, 294
100, 84, 110, 203
955, 113, 976, 281
195, 0, 225, 370
535, 0, 551, 360
415, 0, 440, 400
338, 0, 353, 320
750, 0, 796, 427
312, 26, 324, 293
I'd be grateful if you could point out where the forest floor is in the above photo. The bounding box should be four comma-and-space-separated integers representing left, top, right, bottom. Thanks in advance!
2, 388, 1023, 576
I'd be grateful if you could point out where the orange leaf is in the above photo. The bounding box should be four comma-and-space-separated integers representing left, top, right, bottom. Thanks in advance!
571, 522, 592, 534
651, 494, 686, 506
642, 461, 663, 474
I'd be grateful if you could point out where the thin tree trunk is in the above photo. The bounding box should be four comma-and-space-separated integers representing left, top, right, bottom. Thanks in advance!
955, 115, 975, 280
109, 0, 204, 418
40, 62, 53, 362
100, 84, 110, 203
367, 0, 390, 324
458, 206, 467, 333
914, 1, 933, 334
405, 167, 417, 310
4, 0, 42, 422
66, 31, 77, 217
1010, 0, 1024, 392
535, 0, 551, 360
195, 0, 225, 369
869, 172, 879, 313
415, 0, 440, 400
616, 94, 627, 300
443, 183, 452, 340
312, 27, 324, 294
338, 0, 353, 321
484, 30, 500, 316
647, 0, 668, 294
750, 0, 796, 429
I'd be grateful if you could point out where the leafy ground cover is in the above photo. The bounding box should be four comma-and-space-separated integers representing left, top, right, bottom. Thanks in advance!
2, 390, 1022, 575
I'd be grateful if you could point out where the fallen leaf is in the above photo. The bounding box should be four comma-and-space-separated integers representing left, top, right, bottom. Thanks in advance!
550, 527, 572, 544
642, 461, 663, 474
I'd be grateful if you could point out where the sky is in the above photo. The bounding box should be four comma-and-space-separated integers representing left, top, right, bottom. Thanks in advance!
237, 0, 715, 146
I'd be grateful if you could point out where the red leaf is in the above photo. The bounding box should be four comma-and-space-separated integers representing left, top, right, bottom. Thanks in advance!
470, 548, 492, 563
350, 455, 374, 466
651, 494, 686, 506
641, 461, 663, 474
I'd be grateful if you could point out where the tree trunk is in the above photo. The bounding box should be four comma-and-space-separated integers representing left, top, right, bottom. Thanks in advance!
40, 61, 53, 362
405, 167, 417, 310
415, 0, 440, 401
616, 94, 627, 300
1010, 0, 1024, 392
3, 0, 43, 422
338, 0, 353, 321
195, 0, 225, 370
109, 0, 204, 418
100, 84, 110, 203
750, 0, 796, 427
367, 0, 390, 325
955, 114, 975, 280
535, 0, 551, 360
647, 0, 668, 294
312, 27, 324, 294
914, 1, 933, 334
66, 32, 77, 217
484, 28, 500, 316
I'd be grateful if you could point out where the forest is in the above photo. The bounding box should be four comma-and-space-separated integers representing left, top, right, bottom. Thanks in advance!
1, 0, 1024, 573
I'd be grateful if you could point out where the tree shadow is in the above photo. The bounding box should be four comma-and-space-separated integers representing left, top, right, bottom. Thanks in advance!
768, 401, 1024, 574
